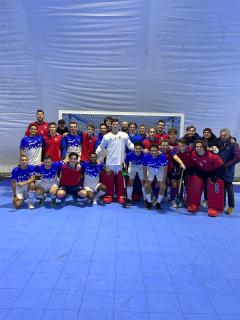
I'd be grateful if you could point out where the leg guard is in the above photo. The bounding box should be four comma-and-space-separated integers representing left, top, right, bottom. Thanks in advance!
100, 170, 114, 198
116, 171, 124, 198
207, 178, 224, 217
187, 176, 203, 213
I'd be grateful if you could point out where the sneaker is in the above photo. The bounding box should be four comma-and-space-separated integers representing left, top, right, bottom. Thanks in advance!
28, 202, 35, 209
145, 201, 153, 210
103, 196, 113, 204
117, 196, 125, 205
38, 196, 46, 206
155, 202, 162, 210
208, 207, 219, 217
51, 199, 57, 207
126, 199, 131, 207
171, 200, 177, 208
60, 199, 66, 207
201, 200, 208, 208
93, 199, 98, 205
226, 207, 234, 214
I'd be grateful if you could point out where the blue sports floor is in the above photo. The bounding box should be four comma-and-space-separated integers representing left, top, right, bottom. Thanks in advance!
0, 180, 240, 320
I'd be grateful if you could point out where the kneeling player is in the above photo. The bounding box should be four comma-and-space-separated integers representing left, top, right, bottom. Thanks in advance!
187, 140, 225, 216
35, 155, 62, 206
11, 155, 35, 209
57, 152, 87, 205
143, 143, 168, 210
81, 152, 106, 204
125, 141, 145, 205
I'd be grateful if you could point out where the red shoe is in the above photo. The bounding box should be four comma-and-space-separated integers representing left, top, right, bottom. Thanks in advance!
103, 196, 113, 204
208, 207, 219, 217
187, 204, 199, 213
117, 196, 125, 205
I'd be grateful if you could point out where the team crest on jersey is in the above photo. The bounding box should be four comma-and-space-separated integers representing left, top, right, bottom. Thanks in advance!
214, 182, 220, 193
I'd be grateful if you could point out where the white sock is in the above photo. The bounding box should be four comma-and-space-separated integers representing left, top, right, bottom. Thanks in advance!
94, 190, 105, 200
127, 186, 133, 200
142, 186, 146, 200
157, 194, 163, 203
50, 194, 56, 200
28, 190, 35, 202
146, 194, 151, 202
36, 194, 44, 200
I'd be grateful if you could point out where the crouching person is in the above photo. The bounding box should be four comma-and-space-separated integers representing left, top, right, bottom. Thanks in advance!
81, 152, 106, 204
57, 152, 86, 206
11, 155, 35, 209
187, 140, 225, 216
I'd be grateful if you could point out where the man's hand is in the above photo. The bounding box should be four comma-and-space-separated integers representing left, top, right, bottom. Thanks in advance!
17, 182, 25, 187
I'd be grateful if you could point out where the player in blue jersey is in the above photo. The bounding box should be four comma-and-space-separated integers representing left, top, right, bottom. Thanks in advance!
20, 124, 43, 165
11, 155, 36, 209
143, 143, 168, 210
61, 122, 82, 159
35, 155, 63, 206
125, 141, 145, 205
81, 152, 106, 204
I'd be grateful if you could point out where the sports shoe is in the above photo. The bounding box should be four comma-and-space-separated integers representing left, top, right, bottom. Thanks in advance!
51, 199, 57, 207
93, 199, 98, 205
38, 196, 46, 206
201, 200, 208, 208
125, 199, 131, 207
145, 201, 153, 210
28, 202, 35, 209
226, 207, 234, 214
187, 203, 198, 213
60, 198, 66, 207
155, 202, 162, 210
171, 200, 177, 208
117, 196, 125, 205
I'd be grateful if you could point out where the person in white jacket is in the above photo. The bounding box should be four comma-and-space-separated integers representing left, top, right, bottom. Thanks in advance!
96, 118, 134, 203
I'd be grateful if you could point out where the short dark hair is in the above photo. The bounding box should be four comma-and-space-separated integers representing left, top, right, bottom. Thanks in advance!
158, 119, 165, 125
128, 122, 137, 129
150, 143, 159, 149
29, 124, 38, 129
186, 125, 196, 132
104, 116, 113, 123
100, 123, 107, 128
111, 118, 119, 123
87, 124, 95, 130
48, 122, 57, 127
134, 141, 143, 148
69, 152, 79, 159
178, 138, 187, 145
160, 139, 169, 145
69, 121, 77, 126
148, 127, 156, 133
90, 152, 98, 157
43, 155, 52, 161
36, 109, 44, 114
58, 119, 65, 125
168, 127, 177, 134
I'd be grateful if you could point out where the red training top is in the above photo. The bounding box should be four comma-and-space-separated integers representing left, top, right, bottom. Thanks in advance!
175, 146, 194, 168
81, 132, 97, 161
191, 151, 224, 172
143, 137, 160, 150
25, 122, 49, 136
60, 164, 81, 186
43, 133, 62, 162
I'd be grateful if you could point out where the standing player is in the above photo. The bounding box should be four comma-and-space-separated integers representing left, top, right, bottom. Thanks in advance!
96, 118, 134, 204
43, 122, 62, 161
81, 152, 106, 204
125, 141, 145, 205
95, 123, 108, 149
61, 122, 82, 159
11, 155, 35, 209
25, 109, 49, 136
57, 119, 69, 135
156, 120, 169, 141
121, 121, 129, 133
20, 124, 43, 165
143, 143, 168, 210
139, 124, 147, 140
128, 122, 143, 143
81, 124, 97, 162
56, 152, 86, 205
35, 155, 62, 206
103, 116, 113, 132
183, 126, 201, 146
143, 127, 160, 151
168, 128, 178, 147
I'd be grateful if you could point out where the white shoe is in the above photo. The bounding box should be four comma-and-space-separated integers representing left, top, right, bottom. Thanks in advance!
93, 199, 97, 205
201, 200, 208, 208
28, 202, 35, 209
171, 200, 177, 208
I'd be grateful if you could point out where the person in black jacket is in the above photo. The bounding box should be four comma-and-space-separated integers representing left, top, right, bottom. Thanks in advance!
201, 128, 218, 149
217, 128, 240, 214
183, 125, 201, 146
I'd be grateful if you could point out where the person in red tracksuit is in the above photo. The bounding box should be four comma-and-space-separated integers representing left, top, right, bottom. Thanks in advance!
25, 109, 49, 136
81, 124, 97, 162
187, 140, 225, 213
155, 119, 169, 141
43, 122, 62, 162
143, 127, 160, 151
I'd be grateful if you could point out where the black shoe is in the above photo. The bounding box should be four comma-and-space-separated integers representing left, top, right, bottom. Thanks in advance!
155, 202, 162, 210
126, 199, 131, 207
51, 199, 57, 207
38, 196, 46, 206
145, 201, 153, 210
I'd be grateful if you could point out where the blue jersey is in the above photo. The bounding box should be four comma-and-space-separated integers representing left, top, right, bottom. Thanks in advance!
143, 153, 168, 170
11, 165, 35, 182
129, 133, 144, 143
125, 151, 144, 166
81, 162, 104, 188
61, 133, 82, 158
20, 136, 43, 165
35, 161, 63, 182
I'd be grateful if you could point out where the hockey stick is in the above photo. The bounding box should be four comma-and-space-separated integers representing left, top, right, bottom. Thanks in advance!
121, 163, 129, 207
176, 168, 184, 212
